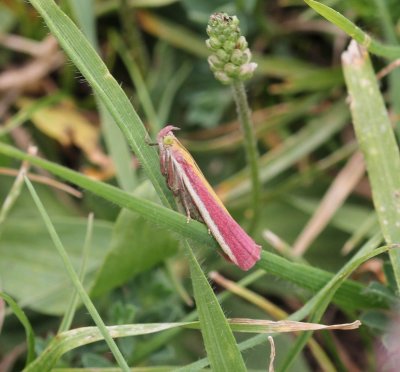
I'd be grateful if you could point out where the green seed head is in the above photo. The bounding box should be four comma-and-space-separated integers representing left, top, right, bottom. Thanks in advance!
206, 13, 257, 84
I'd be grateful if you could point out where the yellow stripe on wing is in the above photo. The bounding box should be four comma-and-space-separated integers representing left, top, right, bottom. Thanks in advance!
171, 137, 229, 213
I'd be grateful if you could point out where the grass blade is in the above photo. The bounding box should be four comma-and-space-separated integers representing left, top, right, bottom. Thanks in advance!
24, 177, 130, 372
0, 143, 393, 310
185, 245, 246, 371
342, 41, 400, 290
304, 0, 400, 59
26, 317, 359, 371
0, 292, 36, 365
58, 213, 94, 332
68, 0, 136, 191
279, 235, 390, 371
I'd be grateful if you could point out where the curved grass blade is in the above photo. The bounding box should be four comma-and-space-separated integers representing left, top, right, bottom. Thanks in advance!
304, 0, 400, 59
25, 318, 360, 371
68, 0, 136, 192
185, 246, 246, 371
0, 292, 36, 366
279, 237, 394, 371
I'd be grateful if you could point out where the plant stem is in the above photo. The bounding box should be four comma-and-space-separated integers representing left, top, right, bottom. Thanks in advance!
231, 81, 261, 232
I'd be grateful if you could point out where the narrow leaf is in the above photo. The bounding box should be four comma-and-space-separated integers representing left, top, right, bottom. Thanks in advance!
304, 0, 400, 59
342, 41, 400, 290
186, 245, 246, 371
0, 292, 36, 365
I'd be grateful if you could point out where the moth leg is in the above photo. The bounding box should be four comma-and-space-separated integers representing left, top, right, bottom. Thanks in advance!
161, 150, 171, 177
167, 156, 181, 193
166, 160, 203, 224
166, 162, 192, 222
179, 190, 192, 223
145, 133, 157, 146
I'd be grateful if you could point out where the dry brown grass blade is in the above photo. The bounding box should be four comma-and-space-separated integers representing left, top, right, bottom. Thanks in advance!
268, 336, 276, 372
0, 34, 53, 57
0, 343, 27, 372
330, 332, 363, 372
228, 318, 361, 332
377, 59, 400, 80
0, 36, 64, 92
292, 151, 366, 256
0, 147, 36, 226
0, 167, 82, 198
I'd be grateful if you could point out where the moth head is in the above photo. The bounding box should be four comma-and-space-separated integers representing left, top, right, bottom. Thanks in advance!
163, 134, 175, 147
157, 125, 180, 147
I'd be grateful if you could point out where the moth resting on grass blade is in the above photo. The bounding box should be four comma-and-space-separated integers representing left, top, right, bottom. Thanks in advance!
156, 125, 261, 271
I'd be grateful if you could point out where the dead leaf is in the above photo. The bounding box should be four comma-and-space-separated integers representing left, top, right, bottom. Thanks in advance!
16, 97, 114, 178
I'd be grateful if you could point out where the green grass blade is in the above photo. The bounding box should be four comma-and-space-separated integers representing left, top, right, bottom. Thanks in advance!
136, 11, 208, 58
256, 250, 389, 310
58, 213, 94, 333
279, 235, 390, 371
0, 292, 36, 365
26, 322, 192, 371
96, 0, 179, 17
0, 143, 393, 311
157, 61, 191, 124
342, 41, 400, 290
100, 105, 137, 191
67, 0, 96, 46
109, 30, 160, 134
24, 177, 130, 372
25, 317, 357, 371
304, 0, 400, 59
185, 244, 246, 371
68, 0, 136, 192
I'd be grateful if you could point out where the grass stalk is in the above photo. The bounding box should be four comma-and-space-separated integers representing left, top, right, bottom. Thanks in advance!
231, 81, 261, 232
58, 213, 94, 333
24, 177, 130, 371
342, 41, 400, 291
109, 30, 160, 134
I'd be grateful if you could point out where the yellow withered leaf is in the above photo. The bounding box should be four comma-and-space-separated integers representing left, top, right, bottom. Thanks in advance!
16, 97, 113, 175
17, 97, 99, 152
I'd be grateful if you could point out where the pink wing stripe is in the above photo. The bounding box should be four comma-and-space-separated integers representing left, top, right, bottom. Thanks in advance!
176, 154, 261, 270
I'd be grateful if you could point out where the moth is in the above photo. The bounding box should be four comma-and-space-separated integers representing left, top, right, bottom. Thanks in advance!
157, 125, 261, 271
